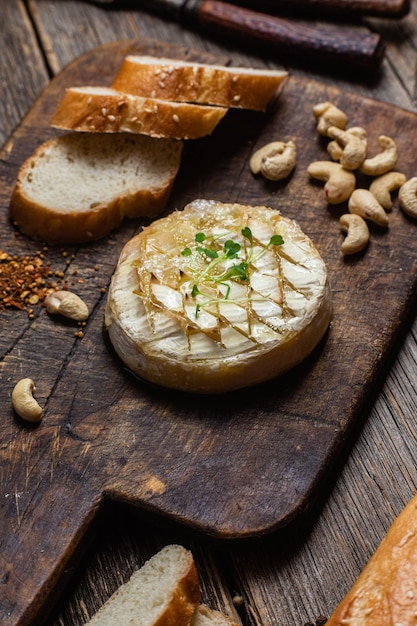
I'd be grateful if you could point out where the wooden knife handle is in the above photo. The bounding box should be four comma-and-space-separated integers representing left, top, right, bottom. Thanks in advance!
189, 0, 385, 72
228, 0, 411, 18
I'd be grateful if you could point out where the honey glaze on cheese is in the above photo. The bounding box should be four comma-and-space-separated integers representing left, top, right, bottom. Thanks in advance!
104, 200, 332, 393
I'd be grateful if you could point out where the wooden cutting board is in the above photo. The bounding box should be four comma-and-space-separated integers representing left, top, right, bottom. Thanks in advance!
2, 39, 417, 625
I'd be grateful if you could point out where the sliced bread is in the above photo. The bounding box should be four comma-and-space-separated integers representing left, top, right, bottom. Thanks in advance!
192, 605, 240, 626
85, 544, 200, 626
50, 86, 228, 140
111, 56, 288, 111
9, 132, 183, 245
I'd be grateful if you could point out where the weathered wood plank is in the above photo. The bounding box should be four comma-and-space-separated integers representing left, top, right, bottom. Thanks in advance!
0, 2, 49, 140
3, 2, 417, 626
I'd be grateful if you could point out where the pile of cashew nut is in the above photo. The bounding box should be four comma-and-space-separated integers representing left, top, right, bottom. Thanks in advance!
249, 101, 417, 255
309, 101, 417, 255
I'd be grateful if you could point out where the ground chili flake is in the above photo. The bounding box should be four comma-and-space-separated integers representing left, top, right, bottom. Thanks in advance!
0, 249, 62, 317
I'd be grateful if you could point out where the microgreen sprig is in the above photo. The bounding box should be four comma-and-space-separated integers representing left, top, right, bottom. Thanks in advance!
241, 226, 284, 264
181, 226, 284, 316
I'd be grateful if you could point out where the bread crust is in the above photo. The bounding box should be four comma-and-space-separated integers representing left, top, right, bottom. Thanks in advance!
192, 605, 240, 626
10, 188, 124, 246
86, 544, 200, 626
50, 87, 228, 140
112, 56, 288, 110
9, 133, 183, 245
325, 493, 417, 625
153, 558, 200, 626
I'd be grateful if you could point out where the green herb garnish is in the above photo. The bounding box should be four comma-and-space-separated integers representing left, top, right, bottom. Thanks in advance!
182, 226, 284, 317
196, 246, 219, 259
241, 226, 253, 245
191, 284, 202, 298
270, 234, 284, 246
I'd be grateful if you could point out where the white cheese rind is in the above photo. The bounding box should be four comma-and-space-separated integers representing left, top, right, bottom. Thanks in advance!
104, 200, 332, 393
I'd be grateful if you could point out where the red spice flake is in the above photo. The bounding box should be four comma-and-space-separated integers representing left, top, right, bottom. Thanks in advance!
0, 249, 63, 317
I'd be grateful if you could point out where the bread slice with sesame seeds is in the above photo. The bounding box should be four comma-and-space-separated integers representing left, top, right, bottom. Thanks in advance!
84, 544, 200, 626
9, 132, 183, 245
111, 56, 288, 111
50, 86, 228, 140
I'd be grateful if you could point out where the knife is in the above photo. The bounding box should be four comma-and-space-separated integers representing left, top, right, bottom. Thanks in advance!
91, 0, 410, 17
90, 0, 385, 73
228, 0, 411, 18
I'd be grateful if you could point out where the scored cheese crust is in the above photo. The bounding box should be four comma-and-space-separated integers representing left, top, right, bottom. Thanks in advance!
104, 200, 332, 394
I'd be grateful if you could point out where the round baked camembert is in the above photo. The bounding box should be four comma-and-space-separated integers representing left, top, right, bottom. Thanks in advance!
104, 200, 332, 393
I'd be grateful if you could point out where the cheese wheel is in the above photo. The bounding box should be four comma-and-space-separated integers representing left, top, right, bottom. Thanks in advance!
104, 200, 332, 393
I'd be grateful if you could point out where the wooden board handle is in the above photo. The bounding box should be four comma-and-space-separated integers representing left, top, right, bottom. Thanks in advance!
189, 0, 385, 72
0, 458, 101, 626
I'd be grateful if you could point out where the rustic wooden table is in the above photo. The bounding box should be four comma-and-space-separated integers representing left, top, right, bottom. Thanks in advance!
2, 1, 417, 625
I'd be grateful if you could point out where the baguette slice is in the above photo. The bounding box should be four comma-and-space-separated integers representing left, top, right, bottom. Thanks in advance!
104, 199, 332, 394
325, 493, 417, 625
50, 86, 228, 140
85, 544, 200, 626
9, 132, 183, 245
192, 605, 240, 626
112, 55, 288, 111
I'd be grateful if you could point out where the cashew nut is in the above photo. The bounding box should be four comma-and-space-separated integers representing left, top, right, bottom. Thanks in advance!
45, 290, 89, 322
12, 378, 43, 423
307, 161, 356, 204
313, 102, 348, 136
326, 126, 367, 170
399, 177, 417, 219
250, 140, 296, 181
360, 135, 398, 176
326, 140, 343, 162
348, 188, 389, 227
369, 171, 407, 211
340, 214, 370, 255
